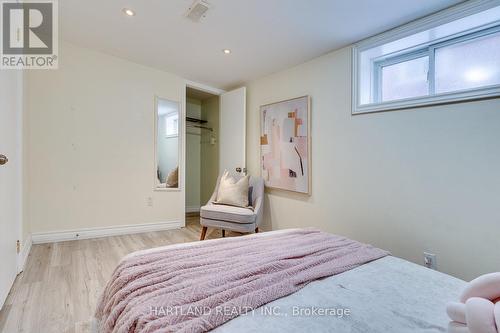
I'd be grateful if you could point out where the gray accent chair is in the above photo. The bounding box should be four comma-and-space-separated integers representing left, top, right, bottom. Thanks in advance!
200, 175, 264, 240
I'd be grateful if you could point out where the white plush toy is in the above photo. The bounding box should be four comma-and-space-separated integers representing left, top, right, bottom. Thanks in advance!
447, 273, 500, 333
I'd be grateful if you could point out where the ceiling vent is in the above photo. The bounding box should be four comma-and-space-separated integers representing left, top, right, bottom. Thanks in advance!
185, 0, 211, 22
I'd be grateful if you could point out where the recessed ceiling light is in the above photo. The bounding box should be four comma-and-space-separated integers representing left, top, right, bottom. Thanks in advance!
223, 49, 231, 54
122, 8, 135, 16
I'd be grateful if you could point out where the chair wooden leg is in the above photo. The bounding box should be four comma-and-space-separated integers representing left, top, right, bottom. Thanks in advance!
222, 229, 225, 238
255, 227, 259, 233
200, 226, 207, 241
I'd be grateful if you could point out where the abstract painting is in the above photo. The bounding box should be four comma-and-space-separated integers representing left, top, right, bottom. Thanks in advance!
260, 96, 310, 194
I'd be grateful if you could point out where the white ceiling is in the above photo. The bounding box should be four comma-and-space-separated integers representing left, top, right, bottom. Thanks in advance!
60, 0, 463, 90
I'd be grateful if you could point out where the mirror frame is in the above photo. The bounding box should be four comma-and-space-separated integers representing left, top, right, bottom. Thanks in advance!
154, 95, 182, 192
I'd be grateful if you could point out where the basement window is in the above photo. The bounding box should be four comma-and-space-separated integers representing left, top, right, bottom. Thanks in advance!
352, 2, 500, 114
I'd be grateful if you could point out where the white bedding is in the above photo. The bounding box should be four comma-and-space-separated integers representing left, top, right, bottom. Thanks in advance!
215, 256, 465, 333
95, 231, 465, 332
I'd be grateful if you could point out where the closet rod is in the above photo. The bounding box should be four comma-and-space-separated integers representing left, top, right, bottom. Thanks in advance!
186, 117, 208, 124
186, 124, 213, 132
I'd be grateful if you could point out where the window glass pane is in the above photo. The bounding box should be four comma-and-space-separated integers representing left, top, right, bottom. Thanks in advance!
165, 113, 179, 137
381, 56, 429, 102
435, 32, 500, 94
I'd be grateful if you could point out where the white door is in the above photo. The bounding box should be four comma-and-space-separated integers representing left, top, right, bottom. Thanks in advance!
0, 70, 22, 308
219, 87, 246, 175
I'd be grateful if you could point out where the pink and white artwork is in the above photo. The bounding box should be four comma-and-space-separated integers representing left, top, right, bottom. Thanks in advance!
260, 96, 310, 194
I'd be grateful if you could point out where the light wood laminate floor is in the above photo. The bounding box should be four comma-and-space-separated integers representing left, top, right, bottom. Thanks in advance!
0, 216, 242, 333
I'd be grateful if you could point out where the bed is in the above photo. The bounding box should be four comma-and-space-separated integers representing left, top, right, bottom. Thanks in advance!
93, 229, 465, 333
215, 256, 464, 332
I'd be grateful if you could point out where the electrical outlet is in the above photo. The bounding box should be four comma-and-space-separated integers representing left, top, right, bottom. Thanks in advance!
424, 252, 437, 270
147, 197, 153, 207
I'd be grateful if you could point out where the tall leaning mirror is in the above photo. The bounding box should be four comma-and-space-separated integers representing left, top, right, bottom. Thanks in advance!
155, 97, 180, 190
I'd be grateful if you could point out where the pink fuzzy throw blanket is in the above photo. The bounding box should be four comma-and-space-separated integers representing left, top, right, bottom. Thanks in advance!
95, 229, 388, 333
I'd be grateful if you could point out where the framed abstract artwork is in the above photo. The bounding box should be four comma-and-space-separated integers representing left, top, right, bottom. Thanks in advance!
260, 96, 311, 194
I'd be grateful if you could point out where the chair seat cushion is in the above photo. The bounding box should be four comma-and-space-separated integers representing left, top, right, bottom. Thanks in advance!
200, 203, 256, 224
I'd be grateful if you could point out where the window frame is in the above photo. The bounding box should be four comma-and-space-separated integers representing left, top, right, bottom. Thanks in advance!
352, 1, 500, 114
372, 25, 500, 104
373, 50, 430, 103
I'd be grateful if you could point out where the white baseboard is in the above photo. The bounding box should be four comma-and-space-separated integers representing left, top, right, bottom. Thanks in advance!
31, 220, 182, 244
186, 206, 200, 213
18, 234, 32, 273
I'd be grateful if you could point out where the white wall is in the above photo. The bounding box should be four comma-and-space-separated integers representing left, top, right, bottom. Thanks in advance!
24, 42, 186, 233
246, 46, 500, 281
186, 98, 201, 211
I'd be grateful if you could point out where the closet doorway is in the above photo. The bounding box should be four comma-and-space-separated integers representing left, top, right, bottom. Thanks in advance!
185, 87, 220, 215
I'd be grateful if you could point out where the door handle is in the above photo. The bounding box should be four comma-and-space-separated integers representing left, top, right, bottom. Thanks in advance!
235, 167, 242, 173
0, 154, 8, 166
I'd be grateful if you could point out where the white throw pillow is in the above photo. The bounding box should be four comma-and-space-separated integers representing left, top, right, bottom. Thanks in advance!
214, 171, 250, 208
